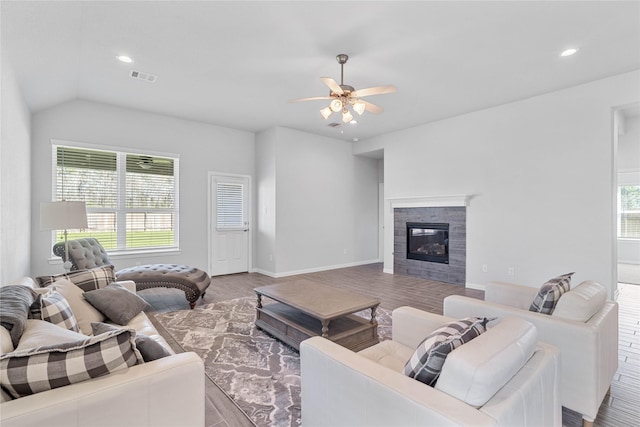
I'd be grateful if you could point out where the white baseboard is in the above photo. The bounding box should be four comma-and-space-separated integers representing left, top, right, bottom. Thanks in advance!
250, 268, 276, 277
383, 268, 394, 274
252, 259, 380, 279
465, 282, 486, 291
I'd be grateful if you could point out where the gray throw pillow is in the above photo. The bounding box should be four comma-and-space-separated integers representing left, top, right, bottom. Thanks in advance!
83, 282, 150, 325
91, 322, 171, 362
529, 272, 574, 314
404, 317, 492, 386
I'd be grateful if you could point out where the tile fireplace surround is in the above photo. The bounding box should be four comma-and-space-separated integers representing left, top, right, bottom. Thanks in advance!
392, 196, 467, 286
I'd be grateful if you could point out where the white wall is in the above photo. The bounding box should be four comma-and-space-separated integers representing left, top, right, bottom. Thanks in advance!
618, 113, 640, 264
30, 100, 255, 276
0, 52, 32, 283
255, 126, 380, 277
354, 70, 640, 298
255, 127, 277, 273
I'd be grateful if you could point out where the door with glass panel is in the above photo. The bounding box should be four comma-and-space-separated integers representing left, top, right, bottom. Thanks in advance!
210, 174, 250, 276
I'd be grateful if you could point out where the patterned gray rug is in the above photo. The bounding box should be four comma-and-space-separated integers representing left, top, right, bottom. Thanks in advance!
151, 296, 392, 427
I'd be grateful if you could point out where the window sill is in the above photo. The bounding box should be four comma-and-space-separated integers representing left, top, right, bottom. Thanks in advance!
48, 248, 181, 265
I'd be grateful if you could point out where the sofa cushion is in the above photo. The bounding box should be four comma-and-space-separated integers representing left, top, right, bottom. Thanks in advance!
30, 289, 80, 333
1, 326, 13, 354
403, 317, 491, 386
0, 327, 142, 398
92, 322, 171, 362
45, 278, 106, 335
84, 282, 150, 325
358, 340, 415, 372
36, 265, 116, 291
435, 317, 538, 407
552, 280, 607, 322
16, 319, 89, 351
529, 272, 573, 314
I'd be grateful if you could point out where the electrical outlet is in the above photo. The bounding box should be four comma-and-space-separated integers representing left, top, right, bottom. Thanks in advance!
482, 264, 488, 273
343, 249, 348, 255
508, 267, 515, 276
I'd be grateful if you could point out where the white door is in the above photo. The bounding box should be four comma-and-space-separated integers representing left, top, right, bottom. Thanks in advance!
210, 174, 250, 276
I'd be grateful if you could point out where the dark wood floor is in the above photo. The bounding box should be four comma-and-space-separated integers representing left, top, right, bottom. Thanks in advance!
140, 263, 640, 427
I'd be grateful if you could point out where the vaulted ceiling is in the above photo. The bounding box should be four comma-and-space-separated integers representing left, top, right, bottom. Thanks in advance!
2, 1, 639, 141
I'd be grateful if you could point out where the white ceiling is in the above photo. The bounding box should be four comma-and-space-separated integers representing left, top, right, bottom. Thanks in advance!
2, 1, 639, 142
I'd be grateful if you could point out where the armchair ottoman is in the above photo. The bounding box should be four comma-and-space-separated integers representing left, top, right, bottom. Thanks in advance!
54, 238, 211, 309
301, 307, 561, 427
443, 280, 618, 427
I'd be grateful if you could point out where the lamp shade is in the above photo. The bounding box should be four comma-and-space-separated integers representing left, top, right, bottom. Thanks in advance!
40, 201, 88, 231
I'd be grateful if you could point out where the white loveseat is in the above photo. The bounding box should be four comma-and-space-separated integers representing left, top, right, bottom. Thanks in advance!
300, 306, 561, 427
443, 280, 618, 427
0, 277, 204, 427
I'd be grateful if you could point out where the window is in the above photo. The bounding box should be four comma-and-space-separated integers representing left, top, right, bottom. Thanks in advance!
619, 185, 640, 239
216, 182, 245, 229
52, 144, 179, 251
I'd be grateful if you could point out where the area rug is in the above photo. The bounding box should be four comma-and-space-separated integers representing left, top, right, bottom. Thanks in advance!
150, 297, 392, 427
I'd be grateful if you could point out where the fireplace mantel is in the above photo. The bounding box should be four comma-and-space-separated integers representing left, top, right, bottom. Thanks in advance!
387, 194, 470, 209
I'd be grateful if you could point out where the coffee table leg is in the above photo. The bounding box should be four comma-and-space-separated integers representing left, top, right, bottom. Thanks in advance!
370, 306, 378, 324
256, 294, 263, 309
321, 320, 330, 337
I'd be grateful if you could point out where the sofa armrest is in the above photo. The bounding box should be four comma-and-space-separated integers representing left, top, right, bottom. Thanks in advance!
391, 306, 456, 348
443, 295, 618, 420
484, 281, 539, 310
0, 352, 204, 427
300, 337, 494, 427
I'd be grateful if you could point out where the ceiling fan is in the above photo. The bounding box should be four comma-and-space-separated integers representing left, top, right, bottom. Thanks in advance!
290, 54, 397, 123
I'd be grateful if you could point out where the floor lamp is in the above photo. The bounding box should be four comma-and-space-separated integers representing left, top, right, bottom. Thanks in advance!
40, 201, 88, 272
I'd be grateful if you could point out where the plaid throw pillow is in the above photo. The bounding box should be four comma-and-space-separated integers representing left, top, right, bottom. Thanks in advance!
30, 288, 80, 332
404, 317, 491, 386
529, 272, 574, 314
0, 328, 142, 398
36, 265, 116, 291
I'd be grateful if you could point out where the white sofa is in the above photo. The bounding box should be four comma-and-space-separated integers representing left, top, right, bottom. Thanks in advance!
0, 277, 205, 427
301, 306, 561, 427
443, 280, 618, 427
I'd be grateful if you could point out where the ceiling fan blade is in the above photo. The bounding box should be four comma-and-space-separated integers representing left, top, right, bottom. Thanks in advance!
362, 100, 384, 114
289, 96, 333, 103
351, 85, 397, 98
320, 77, 344, 95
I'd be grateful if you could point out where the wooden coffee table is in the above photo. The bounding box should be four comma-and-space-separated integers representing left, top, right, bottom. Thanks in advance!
254, 279, 380, 351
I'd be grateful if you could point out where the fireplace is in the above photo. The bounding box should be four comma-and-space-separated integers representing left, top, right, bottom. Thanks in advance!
406, 222, 449, 264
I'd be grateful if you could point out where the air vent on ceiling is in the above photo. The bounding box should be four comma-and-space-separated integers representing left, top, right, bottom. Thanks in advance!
327, 122, 341, 128
130, 70, 157, 83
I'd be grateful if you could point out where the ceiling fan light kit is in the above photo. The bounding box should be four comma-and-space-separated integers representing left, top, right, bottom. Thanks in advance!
291, 54, 397, 123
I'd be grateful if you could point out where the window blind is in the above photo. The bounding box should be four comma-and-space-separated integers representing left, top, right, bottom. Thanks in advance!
53, 145, 178, 251
216, 182, 244, 229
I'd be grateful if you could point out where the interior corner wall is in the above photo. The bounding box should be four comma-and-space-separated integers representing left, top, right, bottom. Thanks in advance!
261, 126, 379, 277
356, 70, 640, 298
30, 99, 255, 276
1, 52, 32, 283
255, 127, 277, 274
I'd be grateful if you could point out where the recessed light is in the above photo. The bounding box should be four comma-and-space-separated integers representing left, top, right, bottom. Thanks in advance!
350, 120, 358, 124
352, 137, 359, 142
560, 48, 578, 57
117, 55, 133, 63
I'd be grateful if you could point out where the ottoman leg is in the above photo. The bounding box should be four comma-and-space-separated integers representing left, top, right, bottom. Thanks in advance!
189, 300, 196, 309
